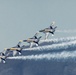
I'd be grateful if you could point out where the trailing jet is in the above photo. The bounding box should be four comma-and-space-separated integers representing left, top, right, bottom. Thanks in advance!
39, 21, 57, 39
0, 52, 9, 63
20, 32, 42, 48
4, 42, 23, 56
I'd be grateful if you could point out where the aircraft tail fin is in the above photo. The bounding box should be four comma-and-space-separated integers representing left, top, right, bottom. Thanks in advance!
33, 36, 37, 39
37, 36, 42, 43
34, 36, 42, 46
33, 31, 39, 38
50, 26, 57, 34
16, 42, 22, 48
1, 52, 5, 56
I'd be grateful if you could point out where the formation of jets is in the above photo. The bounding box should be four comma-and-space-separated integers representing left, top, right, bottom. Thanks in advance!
0, 21, 57, 63
20, 33, 42, 48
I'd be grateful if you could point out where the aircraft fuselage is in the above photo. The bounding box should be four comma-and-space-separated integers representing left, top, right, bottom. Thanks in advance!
11, 48, 20, 50
26, 38, 37, 43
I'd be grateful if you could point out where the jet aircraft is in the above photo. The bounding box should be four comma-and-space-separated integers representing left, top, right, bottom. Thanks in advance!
4, 42, 23, 56
0, 52, 9, 63
39, 21, 57, 39
20, 32, 42, 48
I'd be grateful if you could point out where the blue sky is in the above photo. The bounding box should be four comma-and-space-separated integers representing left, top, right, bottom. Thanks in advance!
0, 0, 76, 51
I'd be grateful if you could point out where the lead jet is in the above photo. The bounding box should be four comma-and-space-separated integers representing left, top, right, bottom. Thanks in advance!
0, 52, 9, 63
20, 32, 42, 48
4, 42, 23, 56
39, 21, 57, 39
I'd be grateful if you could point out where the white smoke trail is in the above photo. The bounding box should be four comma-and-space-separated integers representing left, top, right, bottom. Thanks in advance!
24, 40, 76, 51
8, 51, 76, 60
56, 30, 76, 33
40, 36, 76, 44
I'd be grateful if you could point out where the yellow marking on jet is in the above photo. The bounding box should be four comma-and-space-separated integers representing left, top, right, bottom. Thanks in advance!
4, 48, 7, 50
10, 48, 20, 50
